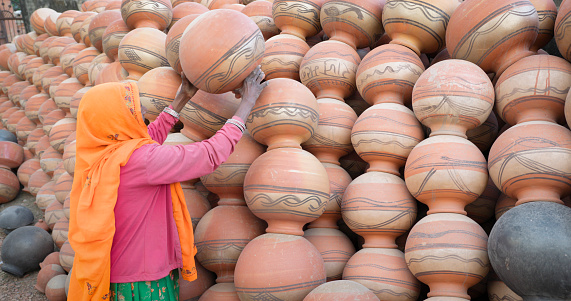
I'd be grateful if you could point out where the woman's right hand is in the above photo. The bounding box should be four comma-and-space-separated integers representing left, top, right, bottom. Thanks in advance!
233, 66, 268, 121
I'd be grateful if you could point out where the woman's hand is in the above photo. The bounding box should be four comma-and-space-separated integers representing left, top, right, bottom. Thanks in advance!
232, 66, 268, 122
171, 72, 199, 113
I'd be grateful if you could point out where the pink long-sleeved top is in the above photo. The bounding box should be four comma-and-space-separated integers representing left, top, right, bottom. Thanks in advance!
110, 110, 243, 283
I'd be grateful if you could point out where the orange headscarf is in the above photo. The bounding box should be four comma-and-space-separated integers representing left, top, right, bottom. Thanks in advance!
68, 82, 197, 301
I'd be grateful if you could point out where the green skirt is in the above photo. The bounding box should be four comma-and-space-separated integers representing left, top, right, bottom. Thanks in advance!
110, 269, 179, 301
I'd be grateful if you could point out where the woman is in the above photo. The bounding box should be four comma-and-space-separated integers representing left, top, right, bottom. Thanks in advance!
67, 67, 267, 301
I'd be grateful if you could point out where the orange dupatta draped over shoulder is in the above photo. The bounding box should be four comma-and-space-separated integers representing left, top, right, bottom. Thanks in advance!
67, 82, 197, 301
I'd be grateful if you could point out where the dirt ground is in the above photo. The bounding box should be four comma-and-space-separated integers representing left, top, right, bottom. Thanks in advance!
0, 190, 50, 301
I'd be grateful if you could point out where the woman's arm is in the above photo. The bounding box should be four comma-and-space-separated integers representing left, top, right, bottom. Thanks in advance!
147, 109, 179, 144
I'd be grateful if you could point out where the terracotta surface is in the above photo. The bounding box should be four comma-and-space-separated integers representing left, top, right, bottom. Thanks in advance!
201, 0, 239, 10
52, 216, 69, 249
49, 118, 76, 154
33, 34, 49, 57
199, 283, 241, 301
165, 14, 200, 74
102, 19, 130, 61
45, 274, 67, 301
118, 28, 169, 80
73, 47, 100, 85
121, 0, 173, 30
555, 0, 571, 61
89, 10, 123, 53
56, 10, 81, 37
307, 163, 351, 229
40, 146, 63, 177
530, 0, 557, 52
487, 269, 522, 301
31, 8, 57, 35
169, 2, 208, 29
137, 67, 182, 122
243, 1, 279, 40
178, 261, 216, 301
272, 0, 322, 40
63, 140, 76, 176
16, 158, 40, 191
35, 264, 65, 294
42, 109, 66, 136
23, 58, 44, 84
94, 61, 129, 85
36, 180, 57, 212
0, 167, 19, 203
71, 12, 97, 43
15, 116, 36, 143
465, 176, 500, 224
303, 228, 355, 281
48, 37, 76, 67
304, 280, 380, 301
260, 34, 310, 81
80, 15, 96, 47
37, 98, 58, 126
60, 43, 87, 77
466, 112, 499, 154
41, 66, 64, 95
70, 87, 91, 118
87, 53, 113, 86
44, 12, 61, 37
54, 78, 84, 117
59, 240, 75, 272
28, 168, 51, 197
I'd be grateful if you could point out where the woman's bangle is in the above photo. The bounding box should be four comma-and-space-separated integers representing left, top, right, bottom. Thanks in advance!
163, 106, 180, 119
226, 118, 245, 133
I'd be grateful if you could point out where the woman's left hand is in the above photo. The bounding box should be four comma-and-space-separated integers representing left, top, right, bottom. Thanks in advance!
171, 72, 199, 113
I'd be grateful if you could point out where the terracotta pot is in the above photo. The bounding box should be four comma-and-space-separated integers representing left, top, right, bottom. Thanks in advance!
299, 40, 360, 101
272, 0, 323, 40
201, 0, 239, 9
320, 0, 384, 49
35, 264, 65, 294
85, 0, 110, 12
5, 109, 25, 133
40, 252, 60, 268
182, 184, 211, 230
80, 15, 97, 47
343, 248, 420, 301
102, 19, 129, 61
63, 195, 71, 219
178, 261, 216, 301
54, 78, 84, 117
70, 87, 91, 118
53, 162, 68, 186
169, 2, 208, 29
2, 74, 20, 95
555, 0, 571, 61
0, 107, 18, 129
94, 61, 129, 85
41, 66, 64, 95
54, 171, 73, 204
43, 109, 66, 136
179, 9, 265, 94
488, 121, 571, 206
88, 10, 122, 54
17, 158, 40, 191
235, 233, 326, 300
37, 98, 58, 127
45, 274, 67, 300
62, 142, 76, 177
412, 59, 494, 138
71, 12, 97, 43
351, 103, 423, 175
165, 14, 200, 75
15, 116, 36, 143
31, 8, 57, 35
137, 67, 182, 122
356, 44, 424, 106
35, 135, 51, 159
405, 135, 488, 215
194, 205, 265, 282
0, 71, 11, 91
465, 176, 500, 224
14, 55, 35, 82
7, 81, 29, 107
260, 34, 309, 81
59, 240, 74, 272
33, 34, 49, 57
0, 168, 19, 203
47, 37, 76, 67
495, 54, 571, 126
244, 148, 330, 235
405, 213, 489, 299
56, 10, 81, 37
200, 133, 265, 206
106, 0, 122, 10
73, 47, 100, 85
179, 90, 240, 141
23, 58, 44, 84
28, 168, 51, 197
199, 283, 240, 300
118, 28, 169, 80
446, 0, 538, 78
87, 53, 113, 86
45, 200, 64, 230
40, 146, 63, 177
21, 33, 38, 56
304, 280, 380, 301
246, 78, 318, 149
60, 43, 87, 77
303, 228, 355, 281
51, 216, 68, 249
307, 163, 351, 229
494, 194, 516, 219
36, 181, 57, 212
18, 85, 39, 109
49, 74, 71, 101
529, 0, 556, 52
121, 0, 173, 30
466, 112, 499, 154
39, 37, 57, 64
44, 12, 61, 37
243, 1, 279, 40
0, 46, 16, 71
49, 118, 76, 154
486, 269, 522, 301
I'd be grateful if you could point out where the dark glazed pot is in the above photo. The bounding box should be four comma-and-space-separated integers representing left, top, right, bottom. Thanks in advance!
0, 205, 35, 234
1, 226, 54, 277
488, 201, 571, 301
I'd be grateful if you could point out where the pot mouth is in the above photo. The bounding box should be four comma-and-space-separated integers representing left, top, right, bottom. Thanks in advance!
1, 263, 25, 277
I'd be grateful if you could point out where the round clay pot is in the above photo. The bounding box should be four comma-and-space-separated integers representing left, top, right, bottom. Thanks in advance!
94, 61, 129, 85
15, 116, 36, 143
18, 85, 40, 109
412, 59, 494, 138
37, 98, 58, 127
272, 0, 323, 40
106, 0, 122, 10
33, 34, 49, 57
0, 205, 34, 233
495, 54, 571, 126
529, 0, 557, 52
21, 33, 38, 56
300, 40, 361, 101
80, 15, 96, 47
29, 168, 51, 197
41, 66, 64, 95
35, 264, 65, 294
303, 228, 355, 281
23, 58, 44, 84
137, 67, 181, 122
488, 121, 571, 206
17, 158, 40, 191
87, 53, 113, 86
261, 34, 309, 81
179, 9, 265, 94
36, 181, 57, 212
121, 0, 173, 30
555, 0, 571, 62
54, 79, 83, 117
343, 248, 420, 301
1, 108, 18, 130
44, 12, 61, 37
566, 87, 571, 130
487, 269, 522, 301
356, 44, 424, 106
118, 27, 169, 80
43, 109, 66, 136
235, 233, 326, 300
405, 135, 488, 215
89, 10, 123, 53
244, 148, 330, 235
198, 282, 240, 300
49, 118, 76, 155
59, 240, 74, 272
70, 87, 91, 118
71, 12, 97, 43
40, 146, 63, 176
304, 280, 380, 301
446, 0, 538, 78
40, 252, 60, 268
320, 0, 384, 49
489, 202, 571, 300
0, 141, 23, 169
35, 135, 51, 159
39, 37, 57, 64
48, 37, 76, 67
405, 213, 489, 299
0, 47, 16, 71
5, 109, 25, 133
45, 200, 64, 230
246, 78, 319, 149
85, 0, 109, 12
2, 74, 20, 96
102, 19, 129, 61
466, 112, 499, 154
56, 10, 81, 37
342, 171, 417, 248
243, 1, 279, 40
63, 141, 76, 176
51, 216, 68, 249
8, 82, 30, 106
307, 163, 352, 229
73, 47, 100, 85
382, 0, 461, 55
60, 43, 87, 77
54, 172, 73, 204
179, 261, 216, 301
169, 2, 208, 29
31, 8, 57, 35
0, 168, 19, 203
0, 226, 54, 277
165, 14, 200, 75
46, 274, 67, 301
464, 176, 500, 224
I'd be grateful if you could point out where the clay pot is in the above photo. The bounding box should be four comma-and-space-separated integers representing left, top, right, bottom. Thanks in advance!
320, 0, 384, 49
34, 219, 50, 232
40, 252, 60, 268
89, 10, 123, 53
487, 269, 522, 301
40, 146, 63, 177
244, 148, 330, 235
463, 176, 500, 224
0, 141, 23, 169
305, 280, 380, 301
343, 248, 420, 301
179, 90, 240, 141
5, 109, 25, 133
495, 54, 571, 126
529, 0, 556, 52
243, 1, 279, 40
179, 9, 264, 94
466, 112, 499, 154
57, 10, 81, 37
54, 172, 73, 204
412, 59, 494, 138
201, 0, 239, 10
46, 274, 67, 301
102, 19, 129, 61
260, 34, 309, 81
488, 121, 571, 206
80, 15, 96, 47
63, 195, 71, 219
94, 61, 129, 85
31, 8, 57, 35
59, 240, 74, 272
235, 233, 326, 300
555, 0, 571, 61
489, 202, 571, 300
41, 66, 64, 95
43, 109, 66, 136
121, 0, 173, 30
303, 228, 355, 281
39, 37, 57, 64
85, 0, 109, 12
52, 217, 69, 249
49, 74, 71, 101
0, 226, 54, 277
17, 158, 40, 190
0, 168, 19, 203
307, 163, 351, 229
54, 79, 83, 117
60, 43, 87, 77
118, 28, 169, 80
63, 141, 76, 176
45, 200, 64, 230
302, 98, 356, 164
71, 12, 97, 43
169, 2, 208, 29
8, 82, 30, 106
2, 74, 20, 96
33, 34, 49, 57
405, 213, 489, 299
356, 44, 425, 106
446, 0, 538, 78
0, 47, 16, 71
28, 168, 50, 197
199, 283, 240, 300
44, 12, 61, 37
36, 181, 57, 212
88, 54, 113, 86
0, 205, 34, 233
178, 261, 216, 300
15, 116, 36, 143
272, 0, 323, 40
73, 47, 100, 85
200, 133, 265, 206
183, 184, 211, 230
1, 107, 18, 130
165, 15, 200, 75
48, 37, 76, 67
70, 87, 91, 118
18, 85, 40, 109
137, 67, 182, 122
35, 135, 51, 159
23, 58, 44, 84
38, 99, 58, 127
49, 118, 76, 155
405, 135, 488, 215
35, 264, 65, 294
299, 40, 360, 101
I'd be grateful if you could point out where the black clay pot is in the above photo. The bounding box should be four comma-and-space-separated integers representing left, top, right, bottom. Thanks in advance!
488, 201, 571, 301
0, 205, 34, 234
1, 226, 54, 277
0, 129, 17, 143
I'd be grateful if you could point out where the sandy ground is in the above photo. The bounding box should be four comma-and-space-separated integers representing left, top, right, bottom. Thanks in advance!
0, 190, 50, 301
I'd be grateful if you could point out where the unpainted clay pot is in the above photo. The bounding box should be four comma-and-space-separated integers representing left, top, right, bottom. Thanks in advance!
272, 0, 323, 40
0, 205, 34, 233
